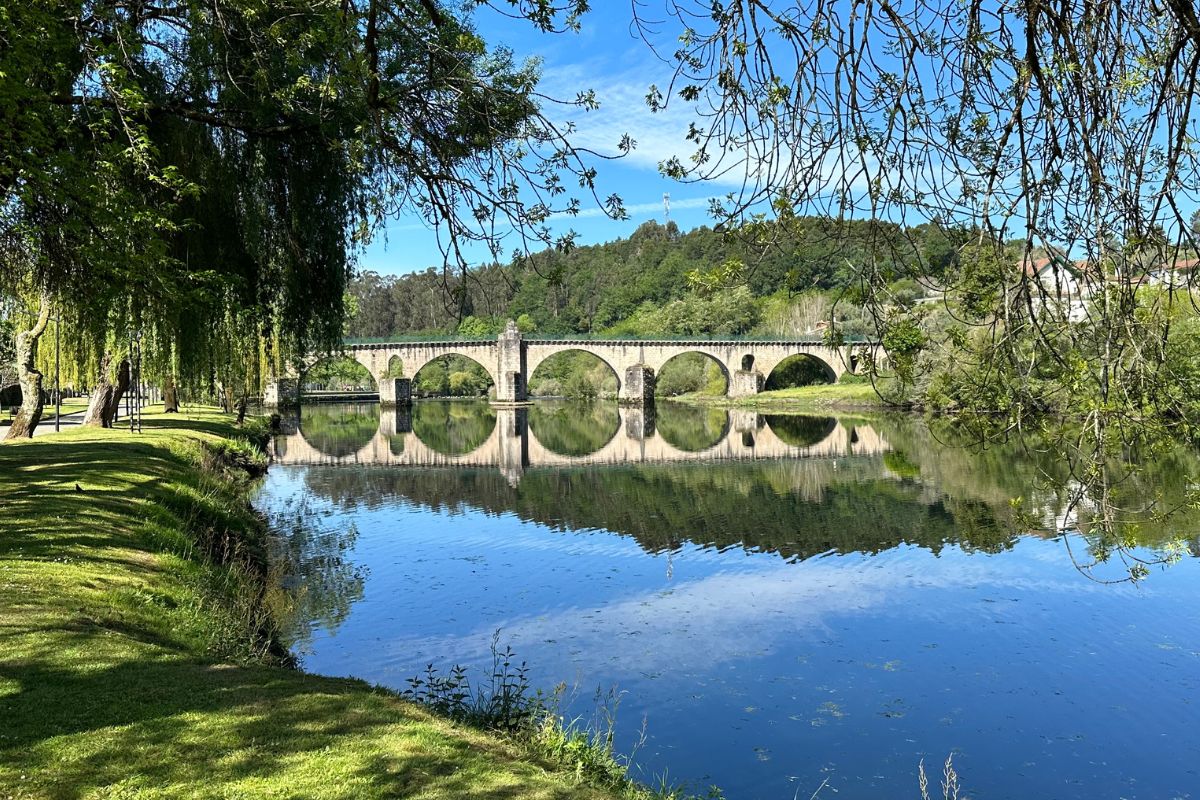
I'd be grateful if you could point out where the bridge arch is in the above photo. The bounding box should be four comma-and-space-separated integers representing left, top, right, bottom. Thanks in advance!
527, 349, 621, 399
409, 352, 498, 398
410, 400, 498, 456
764, 414, 839, 447
655, 351, 731, 398
528, 401, 622, 456
295, 403, 382, 458
764, 353, 838, 390
299, 353, 379, 393
656, 403, 732, 451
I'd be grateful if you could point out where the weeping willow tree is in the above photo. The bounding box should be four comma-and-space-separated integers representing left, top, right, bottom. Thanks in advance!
626, 0, 1200, 580
1, 0, 625, 436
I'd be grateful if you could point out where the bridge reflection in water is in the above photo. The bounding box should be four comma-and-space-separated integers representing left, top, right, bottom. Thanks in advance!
271, 402, 890, 485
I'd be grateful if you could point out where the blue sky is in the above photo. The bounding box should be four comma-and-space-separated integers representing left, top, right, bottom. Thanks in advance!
358, 5, 720, 276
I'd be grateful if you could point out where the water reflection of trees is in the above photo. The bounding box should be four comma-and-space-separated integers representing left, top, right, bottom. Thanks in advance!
265, 496, 366, 655
764, 415, 838, 447
880, 416, 1200, 580
655, 403, 730, 451
528, 401, 620, 456
298, 404, 381, 458
297, 457, 1015, 561
410, 401, 496, 455
281, 404, 1200, 582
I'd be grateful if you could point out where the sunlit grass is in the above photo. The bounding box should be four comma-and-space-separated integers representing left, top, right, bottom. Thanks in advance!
674, 381, 884, 410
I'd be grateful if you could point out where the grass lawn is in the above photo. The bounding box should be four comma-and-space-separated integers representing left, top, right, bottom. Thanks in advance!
0, 408, 619, 800
673, 380, 886, 411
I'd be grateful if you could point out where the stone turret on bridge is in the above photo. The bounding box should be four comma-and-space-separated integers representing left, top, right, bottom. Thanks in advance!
265, 321, 882, 408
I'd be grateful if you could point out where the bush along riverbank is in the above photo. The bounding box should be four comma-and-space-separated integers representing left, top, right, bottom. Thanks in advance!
0, 408, 711, 800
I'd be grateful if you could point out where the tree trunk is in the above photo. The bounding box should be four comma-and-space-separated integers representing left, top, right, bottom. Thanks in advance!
3, 294, 52, 440
103, 359, 131, 426
84, 355, 130, 428
83, 352, 114, 427
163, 374, 179, 412
235, 394, 248, 426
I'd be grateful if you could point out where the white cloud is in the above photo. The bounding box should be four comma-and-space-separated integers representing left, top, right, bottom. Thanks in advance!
538, 57, 743, 184
372, 543, 1106, 679
537, 55, 880, 206
562, 194, 714, 220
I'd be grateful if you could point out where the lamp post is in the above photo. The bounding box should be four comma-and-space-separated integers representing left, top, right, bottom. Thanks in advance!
129, 329, 143, 434
54, 308, 60, 432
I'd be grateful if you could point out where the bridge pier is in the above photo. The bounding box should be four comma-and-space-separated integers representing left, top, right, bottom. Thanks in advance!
620, 365, 655, 406
378, 405, 413, 436
623, 405, 656, 440
729, 370, 764, 398
378, 377, 412, 407
263, 378, 299, 409
495, 406, 528, 486
494, 320, 528, 404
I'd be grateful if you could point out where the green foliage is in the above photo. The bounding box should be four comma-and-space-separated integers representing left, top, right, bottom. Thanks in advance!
449, 369, 490, 397
764, 355, 834, 390
303, 357, 376, 391
660, 286, 761, 336
2, 0, 614, 412
402, 637, 537, 732
528, 401, 620, 455
457, 316, 501, 338
656, 354, 727, 397
880, 316, 927, 386
564, 370, 599, 400
686, 258, 746, 296
528, 351, 618, 398
345, 217, 958, 339
410, 401, 496, 455
383, 356, 405, 379
403, 639, 717, 799
953, 244, 1014, 319
414, 356, 492, 397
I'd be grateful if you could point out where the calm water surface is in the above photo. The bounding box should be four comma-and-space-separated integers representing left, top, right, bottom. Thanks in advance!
254, 401, 1200, 799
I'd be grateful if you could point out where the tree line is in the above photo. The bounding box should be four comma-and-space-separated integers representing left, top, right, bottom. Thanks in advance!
345, 217, 960, 339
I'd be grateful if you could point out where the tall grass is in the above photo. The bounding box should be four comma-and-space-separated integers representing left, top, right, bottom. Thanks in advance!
402, 633, 726, 800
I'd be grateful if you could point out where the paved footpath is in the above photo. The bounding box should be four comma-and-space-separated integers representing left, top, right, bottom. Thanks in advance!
28, 409, 86, 437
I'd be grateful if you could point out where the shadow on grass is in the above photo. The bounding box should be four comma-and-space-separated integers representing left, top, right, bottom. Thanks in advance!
0, 657, 589, 799
142, 413, 243, 437
0, 439, 243, 559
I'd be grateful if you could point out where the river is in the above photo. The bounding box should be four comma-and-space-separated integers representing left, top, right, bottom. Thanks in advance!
253, 400, 1200, 799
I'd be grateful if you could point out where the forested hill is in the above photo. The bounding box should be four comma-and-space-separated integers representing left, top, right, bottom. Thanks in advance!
347, 217, 961, 338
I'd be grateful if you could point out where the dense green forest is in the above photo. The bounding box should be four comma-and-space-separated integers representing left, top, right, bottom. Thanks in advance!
345, 217, 959, 339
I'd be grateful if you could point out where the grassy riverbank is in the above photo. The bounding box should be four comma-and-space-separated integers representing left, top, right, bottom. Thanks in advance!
673, 380, 886, 412
0, 409, 647, 800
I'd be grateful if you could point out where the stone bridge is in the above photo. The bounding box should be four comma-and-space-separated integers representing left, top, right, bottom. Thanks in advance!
265, 321, 882, 406
270, 405, 890, 486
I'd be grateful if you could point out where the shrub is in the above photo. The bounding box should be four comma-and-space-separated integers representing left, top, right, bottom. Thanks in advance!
564, 371, 598, 400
